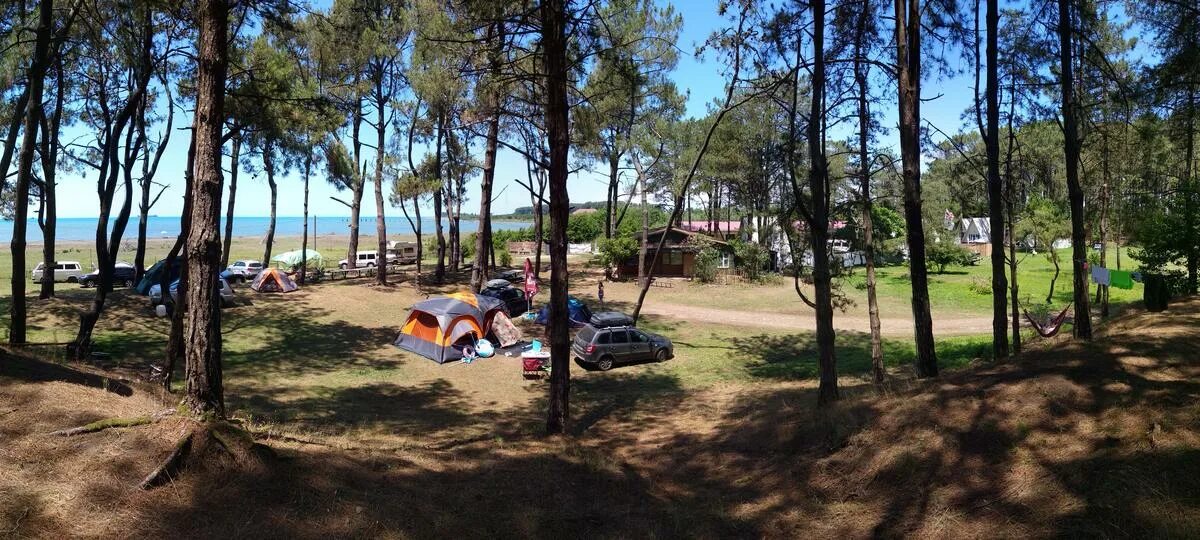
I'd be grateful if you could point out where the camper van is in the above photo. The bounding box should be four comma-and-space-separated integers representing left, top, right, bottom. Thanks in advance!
32, 261, 86, 283
386, 241, 418, 264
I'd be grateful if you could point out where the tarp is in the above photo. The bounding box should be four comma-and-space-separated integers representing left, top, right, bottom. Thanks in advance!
393, 292, 505, 363
535, 296, 592, 328
136, 257, 183, 295
490, 311, 523, 347
272, 249, 323, 268
250, 268, 299, 293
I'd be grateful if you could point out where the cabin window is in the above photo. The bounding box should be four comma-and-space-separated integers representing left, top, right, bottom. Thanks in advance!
719, 253, 732, 268
666, 251, 683, 265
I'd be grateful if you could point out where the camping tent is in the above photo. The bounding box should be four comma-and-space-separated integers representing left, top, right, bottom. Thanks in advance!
393, 292, 506, 363
136, 257, 183, 295
250, 268, 299, 293
272, 249, 323, 268
534, 296, 592, 328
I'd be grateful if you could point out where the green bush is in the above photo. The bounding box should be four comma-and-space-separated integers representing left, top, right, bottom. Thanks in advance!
925, 241, 974, 274
730, 239, 770, 282
693, 247, 720, 283
597, 237, 638, 275
968, 277, 991, 295
498, 247, 512, 267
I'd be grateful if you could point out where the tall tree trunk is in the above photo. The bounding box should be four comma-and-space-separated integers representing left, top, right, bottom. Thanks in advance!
1185, 87, 1197, 294
1004, 109, 1021, 355
433, 115, 446, 283
807, 0, 839, 406
182, 0, 229, 417
603, 152, 618, 280
1058, 0, 1091, 339
471, 112, 496, 290
1096, 174, 1109, 316
532, 165, 546, 275
413, 196, 423, 284
543, 0, 571, 435
9, 0, 53, 345
985, 0, 1008, 358
39, 56, 65, 300
164, 137, 196, 390
638, 162, 648, 286
261, 147, 277, 265
896, 0, 938, 376
346, 98, 364, 270
854, 0, 884, 386
300, 154, 311, 284
374, 71, 388, 286
221, 130, 239, 269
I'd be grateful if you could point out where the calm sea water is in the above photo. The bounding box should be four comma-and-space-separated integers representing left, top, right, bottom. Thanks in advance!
0, 216, 532, 243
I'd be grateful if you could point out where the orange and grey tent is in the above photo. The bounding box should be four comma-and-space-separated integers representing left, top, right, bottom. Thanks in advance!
250, 268, 299, 293
393, 292, 505, 363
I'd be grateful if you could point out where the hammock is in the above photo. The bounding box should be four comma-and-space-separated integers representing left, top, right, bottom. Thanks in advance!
1023, 303, 1073, 338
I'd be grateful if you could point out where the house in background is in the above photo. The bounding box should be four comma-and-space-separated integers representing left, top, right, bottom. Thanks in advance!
621, 227, 734, 279
957, 217, 992, 256
678, 220, 742, 241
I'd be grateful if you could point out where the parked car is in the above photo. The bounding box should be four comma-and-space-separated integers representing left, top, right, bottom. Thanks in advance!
338, 250, 384, 269
149, 277, 235, 308
224, 260, 264, 282
78, 263, 137, 288
479, 285, 530, 317
32, 261, 86, 283
571, 323, 673, 371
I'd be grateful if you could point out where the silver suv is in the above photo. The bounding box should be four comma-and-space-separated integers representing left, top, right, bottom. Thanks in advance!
571, 324, 673, 371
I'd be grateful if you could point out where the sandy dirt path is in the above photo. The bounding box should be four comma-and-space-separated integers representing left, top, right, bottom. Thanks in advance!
638, 301, 994, 336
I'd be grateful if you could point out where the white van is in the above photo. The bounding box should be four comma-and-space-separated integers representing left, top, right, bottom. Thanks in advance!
338, 250, 380, 269
32, 261, 86, 283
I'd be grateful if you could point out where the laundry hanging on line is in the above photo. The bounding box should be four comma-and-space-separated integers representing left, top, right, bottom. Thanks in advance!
1109, 270, 1134, 290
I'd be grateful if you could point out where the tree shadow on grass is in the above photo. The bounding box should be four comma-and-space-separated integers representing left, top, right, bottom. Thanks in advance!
731, 331, 990, 381
0, 348, 133, 396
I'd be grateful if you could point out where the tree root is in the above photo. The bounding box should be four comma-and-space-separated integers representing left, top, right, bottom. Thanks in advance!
49, 408, 175, 437
139, 420, 276, 491
139, 430, 194, 490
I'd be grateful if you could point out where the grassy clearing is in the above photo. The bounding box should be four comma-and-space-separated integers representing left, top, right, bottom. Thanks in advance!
592, 246, 1144, 320
3, 294, 1197, 537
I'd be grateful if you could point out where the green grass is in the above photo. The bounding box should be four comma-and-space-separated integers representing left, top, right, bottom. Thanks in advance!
842, 246, 1143, 313
625, 318, 994, 388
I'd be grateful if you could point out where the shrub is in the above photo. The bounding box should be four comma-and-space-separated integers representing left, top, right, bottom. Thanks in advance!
596, 237, 637, 275
730, 239, 770, 282
693, 247, 720, 283
498, 247, 512, 267
925, 241, 974, 273
968, 277, 991, 295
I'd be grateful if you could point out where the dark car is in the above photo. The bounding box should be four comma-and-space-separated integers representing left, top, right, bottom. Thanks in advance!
79, 264, 137, 288
571, 324, 673, 371
479, 285, 529, 317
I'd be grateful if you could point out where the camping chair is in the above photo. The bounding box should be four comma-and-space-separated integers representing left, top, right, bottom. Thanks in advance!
1022, 302, 1073, 338
522, 353, 551, 379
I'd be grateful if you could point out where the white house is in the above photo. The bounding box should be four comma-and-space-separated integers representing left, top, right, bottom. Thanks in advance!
959, 217, 991, 244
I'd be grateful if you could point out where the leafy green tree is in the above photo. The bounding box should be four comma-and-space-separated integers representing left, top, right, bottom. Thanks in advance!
1016, 197, 1070, 303
574, 0, 681, 278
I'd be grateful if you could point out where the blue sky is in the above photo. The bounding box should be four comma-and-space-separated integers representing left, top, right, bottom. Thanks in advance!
48, 0, 980, 219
